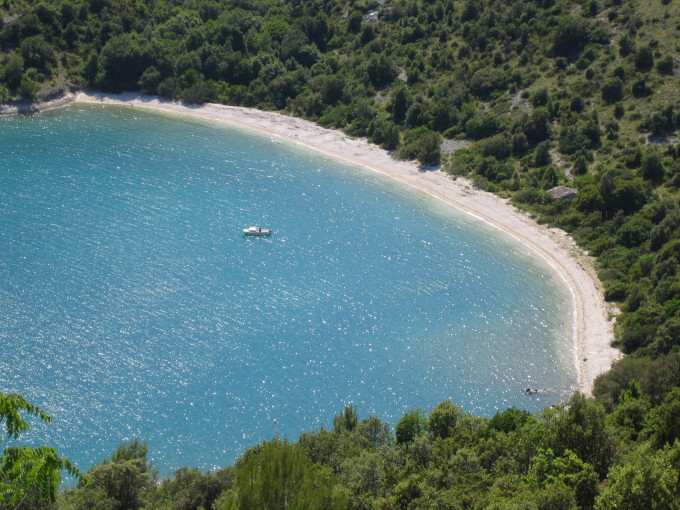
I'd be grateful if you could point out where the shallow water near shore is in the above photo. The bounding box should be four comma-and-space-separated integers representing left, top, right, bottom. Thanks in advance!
0, 104, 575, 475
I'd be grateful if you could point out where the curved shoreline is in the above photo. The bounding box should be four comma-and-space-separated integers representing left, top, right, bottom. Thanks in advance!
20, 91, 620, 395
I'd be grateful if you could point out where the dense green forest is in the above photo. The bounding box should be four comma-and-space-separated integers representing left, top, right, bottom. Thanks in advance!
3, 0, 680, 507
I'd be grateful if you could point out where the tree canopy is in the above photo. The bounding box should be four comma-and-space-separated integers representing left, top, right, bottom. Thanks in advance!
0, 393, 85, 509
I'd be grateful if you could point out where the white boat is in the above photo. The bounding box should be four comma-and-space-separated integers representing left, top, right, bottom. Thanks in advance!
243, 226, 271, 236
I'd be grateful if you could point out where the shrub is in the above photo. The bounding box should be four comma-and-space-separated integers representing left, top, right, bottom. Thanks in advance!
531, 87, 550, 107
534, 141, 552, 166
573, 154, 589, 176
17, 73, 40, 99
617, 217, 652, 247
469, 68, 507, 97
465, 113, 500, 139
634, 45, 654, 71
632, 79, 651, 98
427, 401, 464, 439
398, 127, 441, 165
618, 34, 635, 57
553, 16, 590, 56
601, 77, 624, 103
614, 102, 625, 119
570, 95, 585, 113
512, 132, 529, 156
138, 66, 161, 94
523, 107, 551, 144
640, 151, 665, 181
395, 410, 426, 444
357, 54, 397, 88
477, 157, 512, 183
656, 55, 674, 75
481, 133, 512, 160
220, 441, 346, 509
559, 125, 587, 155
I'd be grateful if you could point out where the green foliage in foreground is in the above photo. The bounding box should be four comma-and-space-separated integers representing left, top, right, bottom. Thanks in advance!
219, 441, 346, 510
0, 393, 85, 509
3, 393, 663, 509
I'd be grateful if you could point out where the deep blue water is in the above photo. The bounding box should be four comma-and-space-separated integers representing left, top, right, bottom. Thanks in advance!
0, 104, 575, 476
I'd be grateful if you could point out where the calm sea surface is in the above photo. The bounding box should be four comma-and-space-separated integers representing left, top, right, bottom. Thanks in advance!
0, 104, 576, 475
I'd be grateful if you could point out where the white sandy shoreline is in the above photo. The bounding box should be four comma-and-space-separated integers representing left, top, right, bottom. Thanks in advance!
14, 91, 620, 395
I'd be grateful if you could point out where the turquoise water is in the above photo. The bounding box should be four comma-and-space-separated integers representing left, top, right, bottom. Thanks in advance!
0, 105, 575, 475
